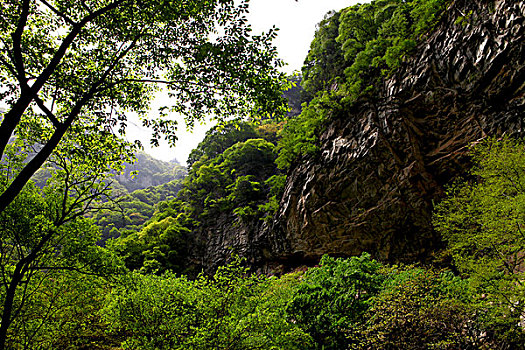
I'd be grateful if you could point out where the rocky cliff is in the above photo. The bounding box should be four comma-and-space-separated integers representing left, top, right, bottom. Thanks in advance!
263, 0, 524, 268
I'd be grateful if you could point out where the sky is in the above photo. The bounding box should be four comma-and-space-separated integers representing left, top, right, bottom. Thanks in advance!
131, 0, 363, 165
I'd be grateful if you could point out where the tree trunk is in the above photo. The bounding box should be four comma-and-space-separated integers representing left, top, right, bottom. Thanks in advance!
0, 263, 25, 350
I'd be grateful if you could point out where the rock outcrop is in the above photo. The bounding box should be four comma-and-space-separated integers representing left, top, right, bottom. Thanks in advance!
266, 0, 524, 267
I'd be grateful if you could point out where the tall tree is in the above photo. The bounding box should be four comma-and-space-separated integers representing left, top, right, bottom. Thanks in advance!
0, 0, 287, 213
0, 1, 286, 347
0, 127, 133, 349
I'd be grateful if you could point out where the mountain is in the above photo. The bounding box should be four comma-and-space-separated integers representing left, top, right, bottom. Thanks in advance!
110, 0, 524, 275
186, 0, 524, 272
94, 152, 187, 242
265, 0, 524, 267
114, 151, 186, 193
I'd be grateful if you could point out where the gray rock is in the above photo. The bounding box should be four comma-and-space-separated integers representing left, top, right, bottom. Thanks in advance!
267, 0, 525, 268
190, 0, 524, 273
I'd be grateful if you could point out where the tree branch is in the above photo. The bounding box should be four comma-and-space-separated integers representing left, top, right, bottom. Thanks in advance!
38, 0, 76, 26
80, 0, 94, 15
11, 0, 30, 86
0, 0, 127, 172
0, 0, 128, 214
32, 93, 62, 129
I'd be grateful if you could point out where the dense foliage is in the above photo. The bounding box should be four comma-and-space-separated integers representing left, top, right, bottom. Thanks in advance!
102, 257, 311, 350
277, 0, 447, 169
2, 0, 524, 348
93, 180, 182, 242
434, 137, 525, 346
0, 129, 130, 349
364, 267, 477, 349
109, 120, 286, 274
31, 150, 187, 243
9, 133, 525, 349
100, 252, 523, 349
287, 254, 384, 349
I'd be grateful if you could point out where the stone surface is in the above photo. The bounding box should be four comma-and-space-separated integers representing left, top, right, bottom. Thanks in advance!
191, 0, 524, 273
266, 0, 525, 267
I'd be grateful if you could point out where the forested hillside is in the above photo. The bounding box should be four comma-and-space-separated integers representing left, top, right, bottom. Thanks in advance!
30, 150, 187, 243
1, 0, 524, 348
113, 152, 186, 193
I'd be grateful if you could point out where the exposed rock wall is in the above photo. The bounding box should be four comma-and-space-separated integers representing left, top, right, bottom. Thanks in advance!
267, 0, 524, 266
188, 213, 270, 274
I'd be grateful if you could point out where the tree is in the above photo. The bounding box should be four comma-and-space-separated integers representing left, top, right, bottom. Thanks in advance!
111, 137, 280, 274
277, 0, 447, 170
0, 128, 130, 349
186, 121, 259, 168
433, 137, 525, 346
0, 0, 287, 214
301, 10, 345, 95
286, 253, 384, 349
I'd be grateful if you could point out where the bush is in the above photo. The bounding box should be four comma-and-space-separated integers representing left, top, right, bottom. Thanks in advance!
102, 257, 311, 349
286, 253, 384, 349
363, 267, 480, 349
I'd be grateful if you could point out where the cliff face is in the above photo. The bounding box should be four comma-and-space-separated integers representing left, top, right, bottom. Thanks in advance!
266, 0, 524, 266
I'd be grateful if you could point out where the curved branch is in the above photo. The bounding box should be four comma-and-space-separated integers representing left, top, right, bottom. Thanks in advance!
0, 0, 126, 167
38, 0, 76, 26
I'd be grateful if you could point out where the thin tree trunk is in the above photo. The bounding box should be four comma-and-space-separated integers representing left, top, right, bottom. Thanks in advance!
0, 263, 25, 350
0, 93, 33, 159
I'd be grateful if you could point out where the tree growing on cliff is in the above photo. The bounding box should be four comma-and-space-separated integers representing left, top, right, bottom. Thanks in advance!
277, 0, 447, 170
0, 0, 287, 214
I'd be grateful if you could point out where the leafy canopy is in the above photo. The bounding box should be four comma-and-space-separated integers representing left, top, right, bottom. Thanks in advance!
0, 0, 287, 212
433, 138, 525, 343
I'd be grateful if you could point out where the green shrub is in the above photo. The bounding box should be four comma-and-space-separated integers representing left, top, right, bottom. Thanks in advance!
363, 267, 479, 349
286, 253, 384, 349
102, 257, 311, 349
434, 137, 525, 346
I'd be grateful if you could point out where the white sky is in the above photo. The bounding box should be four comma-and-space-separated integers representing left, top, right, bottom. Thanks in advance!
132, 0, 364, 165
